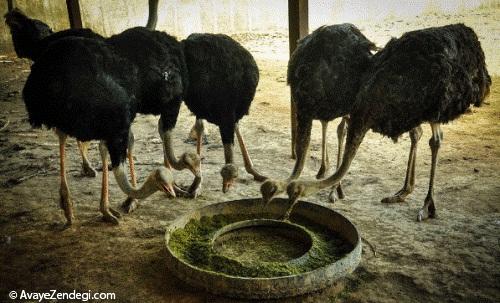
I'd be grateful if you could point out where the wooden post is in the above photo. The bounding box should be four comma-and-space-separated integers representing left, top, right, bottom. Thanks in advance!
288, 0, 308, 159
66, 0, 83, 29
7, 0, 16, 11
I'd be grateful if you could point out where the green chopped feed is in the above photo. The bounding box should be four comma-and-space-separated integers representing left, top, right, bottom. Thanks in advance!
168, 214, 353, 278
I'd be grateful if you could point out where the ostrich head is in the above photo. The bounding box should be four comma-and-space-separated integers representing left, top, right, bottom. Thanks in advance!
220, 164, 238, 193
260, 179, 287, 205
152, 167, 177, 197
180, 152, 201, 177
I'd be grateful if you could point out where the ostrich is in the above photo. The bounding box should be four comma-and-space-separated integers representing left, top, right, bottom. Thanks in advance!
286, 24, 491, 221
260, 24, 376, 204
22, 35, 180, 226
180, 33, 266, 192
4, 8, 104, 177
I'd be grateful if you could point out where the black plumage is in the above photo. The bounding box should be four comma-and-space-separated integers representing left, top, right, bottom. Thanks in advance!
5, 9, 106, 178
353, 23, 491, 140
4, 8, 53, 59
107, 27, 187, 119
182, 33, 258, 142
181, 33, 265, 192
287, 24, 491, 221
261, 24, 376, 204
288, 24, 376, 122
23, 37, 138, 166
5, 8, 104, 61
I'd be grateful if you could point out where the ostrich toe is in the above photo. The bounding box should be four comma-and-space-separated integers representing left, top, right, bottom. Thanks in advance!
121, 197, 138, 213
381, 189, 411, 203
417, 196, 436, 222
102, 211, 120, 225
316, 164, 328, 179
81, 162, 97, 178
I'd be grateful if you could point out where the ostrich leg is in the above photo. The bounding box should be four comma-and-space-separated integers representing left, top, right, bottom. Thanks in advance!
235, 123, 267, 182
77, 141, 97, 177
220, 120, 238, 193
328, 116, 349, 202
122, 131, 139, 213
193, 119, 205, 156
417, 123, 442, 221
381, 125, 423, 203
316, 120, 329, 179
56, 129, 74, 226
98, 142, 121, 224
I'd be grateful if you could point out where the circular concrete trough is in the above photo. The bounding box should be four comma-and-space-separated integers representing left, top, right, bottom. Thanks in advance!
165, 198, 361, 299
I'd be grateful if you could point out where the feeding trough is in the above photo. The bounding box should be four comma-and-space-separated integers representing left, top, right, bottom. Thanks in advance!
165, 198, 361, 299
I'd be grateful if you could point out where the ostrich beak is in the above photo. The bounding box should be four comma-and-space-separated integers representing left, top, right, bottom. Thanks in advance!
173, 183, 190, 196
222, 180, 234, 193
162, 183, 176, 198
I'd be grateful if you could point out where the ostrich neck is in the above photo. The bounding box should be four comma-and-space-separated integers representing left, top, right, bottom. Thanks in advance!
160, 130, 185, 170
145, 0, 159, 30
223, 143, 234, 164
315, 126, 367, 191
289, 117, 313, 181
113, 164, 158, 199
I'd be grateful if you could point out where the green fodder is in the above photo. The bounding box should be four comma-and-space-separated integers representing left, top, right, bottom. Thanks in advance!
168, 214, 353, 278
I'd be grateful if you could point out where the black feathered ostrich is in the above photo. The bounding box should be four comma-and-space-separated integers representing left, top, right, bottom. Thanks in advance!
286, 24, 491, 221
181, 33, 266, 192
4, 8, 105, 178
23, 36, 178, 226
261, 24, 376, 204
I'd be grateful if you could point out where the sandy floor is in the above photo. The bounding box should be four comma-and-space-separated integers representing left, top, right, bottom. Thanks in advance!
0, 6, 499, 303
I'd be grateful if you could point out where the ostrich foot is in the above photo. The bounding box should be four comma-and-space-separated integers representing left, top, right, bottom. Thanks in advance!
81, 163, 97, 178
328, 185, 345, 203
316, 164, 328, 179
59, 191, 74, 226
109, 208, 122, 218
417, 196, 436, 222
102, 211, 120, 225
381, 188, 411, 204
121, 197, 138, 214
61, 221, 74, 230
328, 190, 338, 203
337, 184, 345, 199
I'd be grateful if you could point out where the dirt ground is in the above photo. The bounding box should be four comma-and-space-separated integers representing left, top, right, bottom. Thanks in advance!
1, 6, 499, 303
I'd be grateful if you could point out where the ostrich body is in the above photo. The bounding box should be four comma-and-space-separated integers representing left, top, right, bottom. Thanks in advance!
181, 33, 266, 192
22, 35, 179, 226
5, 9, 105, 177
261, 24, 376, 204
287, 24, 491, 221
